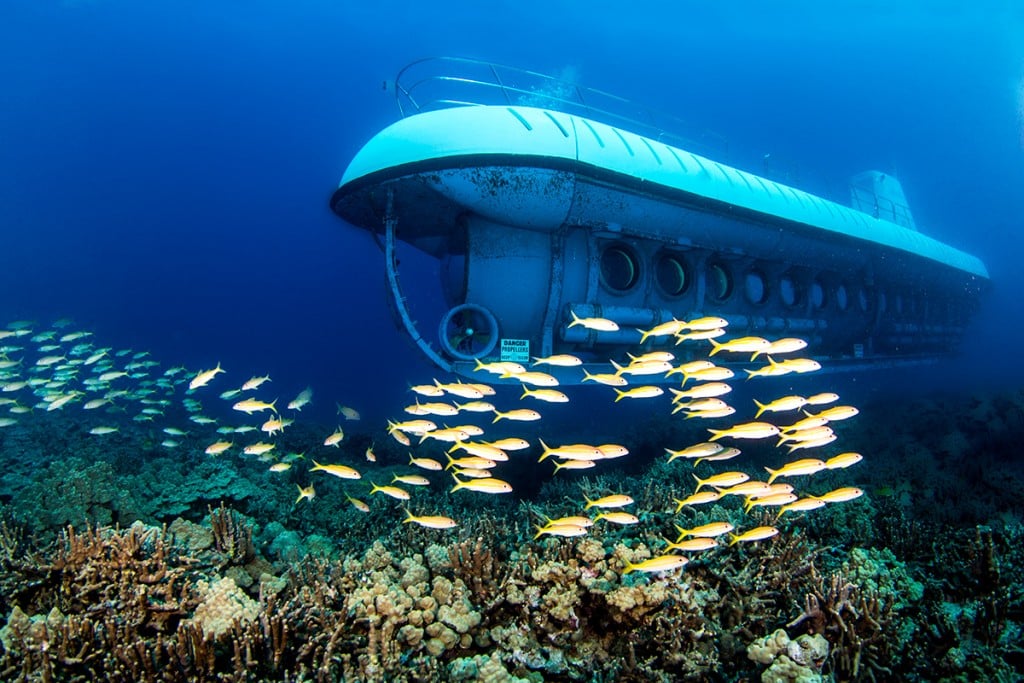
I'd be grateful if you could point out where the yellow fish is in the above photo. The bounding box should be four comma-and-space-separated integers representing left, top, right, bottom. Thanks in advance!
241, 374, 271, 391
568, 311, 619, 332
553, 460, 597, 474
472, 359, 526, 376
753, 395, 808, 418
502, 371, 559, 387
663, 537, 718, 552
673, 491, 722, 512
613, 386, 664, 402
812, 405, 860, 422
593, 511, 639, 525
492, 408, 542, 423
636, 320, 688, 344
806, 392, 840, 405
611, 359, 674, 377
693, 471, 750, 492
622, 554, 689, 575
433, 380, 483, 399
581, 370, 628, 386
243, 442, 276, 456
627, 351, 675, 363
409, 383, 446, 397
743, 492, 798, 512
393, 474, 430, 487
777, 498, 827, 518
728, 526, 779, 545
403, 509, 457, 529
708, 421, 780, 441
670, 382, 732, 401
487, 437, 531, 451
324, 427, 345, 447
825, 452, 864, 469
188, 363, 224, 390
708, 336, 770, 356
597, 444, 629, 459
752, 337, 808, 359
450, 475, 513, 494
765, 458, 828, 484
390, 429, 411, 446
295, 484, 315, 503
449, 441, 508, 462
346, 495, 370, 512
675, 521, 734, 539
673, 328, 726, 343
369, 483, 411, 500
408, 454, 443, 471
310, 460, 361, 480
665, 442, 723, 463
532, 354, 582, 367
269, 462, 291, 473
520, 387, 569, 403
583, 493, 634, 510
233, 398, 277, 415
812, 487, 864, 504
534, 523, 588, 539
540, 515, 594, 528
205, 441, 233, 456
456, 400, 498, 412
261, 417, 286, 435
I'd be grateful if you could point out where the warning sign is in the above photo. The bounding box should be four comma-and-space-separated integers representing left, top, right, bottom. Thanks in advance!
500, 338, 530, 363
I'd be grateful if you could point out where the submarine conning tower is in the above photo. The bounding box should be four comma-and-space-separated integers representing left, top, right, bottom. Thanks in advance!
330, 57, 989, 381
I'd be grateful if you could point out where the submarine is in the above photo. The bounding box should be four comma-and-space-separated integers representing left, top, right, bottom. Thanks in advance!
330, 57, 989, 383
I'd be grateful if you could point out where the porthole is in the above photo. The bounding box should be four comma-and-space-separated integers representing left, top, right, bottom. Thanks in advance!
655, 252, 690, 297
744, 269, 768, 305
600, 243, 640, 292
706, 261, 733, 303
810, 278, 826, 310
893, 293, 903, 315
836, 284, 849, 311
779, 272, 802, 308
858, 287, 873, 313
877, 290, 887, 316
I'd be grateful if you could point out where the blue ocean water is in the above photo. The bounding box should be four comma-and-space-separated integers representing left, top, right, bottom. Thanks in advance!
1, 1, 1021, 426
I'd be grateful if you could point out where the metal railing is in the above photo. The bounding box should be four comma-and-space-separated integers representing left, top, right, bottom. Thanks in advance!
390, 56, 730, 161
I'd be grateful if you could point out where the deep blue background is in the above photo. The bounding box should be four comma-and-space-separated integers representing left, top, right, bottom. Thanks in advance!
1, 1, 1021, 425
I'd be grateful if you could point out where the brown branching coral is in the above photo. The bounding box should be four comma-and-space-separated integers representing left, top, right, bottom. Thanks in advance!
787, 568, 894, 682
207, 503, 255, 568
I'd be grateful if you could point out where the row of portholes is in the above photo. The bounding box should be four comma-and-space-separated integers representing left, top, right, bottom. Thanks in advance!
599, 241, 944, 320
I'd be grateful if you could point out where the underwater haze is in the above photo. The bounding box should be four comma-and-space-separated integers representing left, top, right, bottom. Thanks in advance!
2, 2, 1024, 681
1, 1, 1022, 422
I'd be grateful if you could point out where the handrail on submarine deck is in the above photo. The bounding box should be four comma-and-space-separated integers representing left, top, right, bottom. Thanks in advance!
391, 56, 730, 163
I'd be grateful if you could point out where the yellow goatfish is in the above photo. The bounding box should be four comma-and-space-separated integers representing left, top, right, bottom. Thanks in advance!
622, 554, 690, 575
295, 484, 315, 503
663, 537, 718, 552
369, 483, 411, 500
693, 471, 750, 492
450, 474, 513, 494
408, 454, 444, 471
825, 452, 864, 469
613, 386, 664, 402
753, 337, 808, 359
665, 442, 723, 463
583, 493, 634, 510
728, 526, 779, 546
534, 523, 589, 539
593, 511, 639, 525
765, 458, 828, 484
708, 336, 770, 356
675, 522, 735, 539
520, 387, 570, 403
806, 392, 839, 405
636, 319, 688, 344
493, 408, 542, 423
205, 441, 233, 456
813, 487, 864, 504
673, 491, 722, 512
324, 427, 345, 447
310, 460, 361, 480
708, 422, 780, 441
403, 509, 457, 529
753, 395, 808, 418
581, 370, 628, 386
532, 354, 582, 367
232, 398, 277, 415
777, 498, 827, 518
189, 363, 224, 390
241, 374, 271, 391
568, 311, 619, 332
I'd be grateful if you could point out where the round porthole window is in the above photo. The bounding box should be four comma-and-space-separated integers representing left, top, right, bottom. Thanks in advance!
744, 269, 768, 305
858, 287, 873, 313
707, 261, 732, 303
810, 278, 826, 310
655, 252, 689, 297
836, 284, 849, 311
779, 272, 802, 308
600, 243, 640, 292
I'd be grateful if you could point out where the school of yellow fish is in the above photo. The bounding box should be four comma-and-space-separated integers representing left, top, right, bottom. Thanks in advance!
0, 312, 863, 576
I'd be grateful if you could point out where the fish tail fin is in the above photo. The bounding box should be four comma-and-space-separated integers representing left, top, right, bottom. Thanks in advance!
473, 358, 485, 372
581, 369, 595, 383
449, 473, 464, 492
691, 473, 704, 491
444, 454, 456, 470
728, 534, 739, 547
401, 506, 414, 524
744, 369, 756, 381
764, 467, 778, 485
613, 389, 625, 403
533, 525, 547, 540
636, 328, 650, 344
582, 494, 594, 510
621, 561, 635, 575
310, 460, 322, 471
708, 339, 722, 356
538, 438, 552, 462
753, 399, 766, 418
707, 428, 722, 441
609, 359, 625, 376
520, 386, 530, 400
568, 310, 581, 328
492, 411, 505, 423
